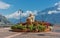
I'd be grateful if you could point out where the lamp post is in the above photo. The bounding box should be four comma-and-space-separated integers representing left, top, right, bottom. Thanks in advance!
41, 15, 43, 21
18, 9, 23, 23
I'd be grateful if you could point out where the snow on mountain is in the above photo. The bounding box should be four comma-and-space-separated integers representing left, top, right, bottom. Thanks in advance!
37, 2, 60, 24
5, 2, 60, 24
5, 10, 38, 24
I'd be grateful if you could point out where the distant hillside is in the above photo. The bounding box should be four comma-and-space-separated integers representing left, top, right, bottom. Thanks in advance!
37, 2, 60, 24
0, 14, 11, 25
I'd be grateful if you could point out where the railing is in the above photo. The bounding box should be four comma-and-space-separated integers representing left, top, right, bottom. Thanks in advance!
0, 24, 13, 28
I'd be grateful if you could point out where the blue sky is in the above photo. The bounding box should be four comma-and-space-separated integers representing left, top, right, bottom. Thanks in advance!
0, 0, 60, 19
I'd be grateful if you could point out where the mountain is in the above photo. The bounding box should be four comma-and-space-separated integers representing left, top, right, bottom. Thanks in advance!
0, 14, 11, 25
8, 17, 27, 24
7, 2, 60, 24
36, 2, 60, 24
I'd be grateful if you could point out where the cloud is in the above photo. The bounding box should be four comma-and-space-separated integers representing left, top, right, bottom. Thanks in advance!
55, 1, 60, 6
5, 10, 38, 19
0, 1, 10, 9
48, 10, 60, 14
22, 10, 37, 17
57, 8, 60, 10
47, 2, 60, 14
5, 11, 21, 19
55, 1, 60, 10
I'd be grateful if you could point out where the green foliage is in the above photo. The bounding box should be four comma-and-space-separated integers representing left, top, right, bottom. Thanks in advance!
11, 23, 47, 32
11, 25, 17, 29
17, 25, 23, 30
16, 24, 27, 30
11, 24, 27, 30
22, 25, 27, 30
37, 25, 45, 31
33, 26, 37, 30
28, 24, 34, 31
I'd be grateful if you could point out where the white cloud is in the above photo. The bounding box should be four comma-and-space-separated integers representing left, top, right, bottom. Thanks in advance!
0, 1, 10, 9
55, 1, 60, 10
57, 8, 60, 10
48, 2, 60, 14
22, 10, 37, 17
55, 1, 60, 6
48, 10, 60, 14
5, 11, 21, 19
5, 10, 38, 19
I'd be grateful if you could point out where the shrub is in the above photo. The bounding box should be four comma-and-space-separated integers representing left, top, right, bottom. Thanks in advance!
22, 25, 27, 30
33, 26, 37, 30
17, 24, 24, 30
17, 25, 23, 30
11, 22, 47, 32
11, 25, 17, 29
28, 24, 34, 31
37, 25, 45, 32
11, 24, 23, 30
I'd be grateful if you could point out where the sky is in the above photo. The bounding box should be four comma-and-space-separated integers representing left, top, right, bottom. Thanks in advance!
0, 0, 60, 19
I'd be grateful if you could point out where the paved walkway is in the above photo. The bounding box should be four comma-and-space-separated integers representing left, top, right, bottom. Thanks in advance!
0, 26, 60, 38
